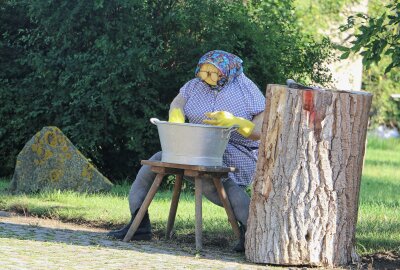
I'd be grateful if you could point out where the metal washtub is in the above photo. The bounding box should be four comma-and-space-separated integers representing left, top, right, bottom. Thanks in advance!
150, 118, 237, 166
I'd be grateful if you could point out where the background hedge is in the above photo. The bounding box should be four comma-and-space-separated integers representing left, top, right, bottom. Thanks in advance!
0, 0, 332, 181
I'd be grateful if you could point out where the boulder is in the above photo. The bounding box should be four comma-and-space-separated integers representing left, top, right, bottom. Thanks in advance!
10, 126, 113, 193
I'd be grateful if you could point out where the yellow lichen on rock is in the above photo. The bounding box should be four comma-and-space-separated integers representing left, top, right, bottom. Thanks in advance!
44, 149, 53, 160
30, 128, 69, 169
31, 136, 50, 165
44, 130, 58, 147
81, 164, 94, 181
34, 133, 40, 143
57, 135, 67, 146
11, 126, 113, 193
50, 169, 63, 182
43, 127, 67, 148
36, 146, 43, 156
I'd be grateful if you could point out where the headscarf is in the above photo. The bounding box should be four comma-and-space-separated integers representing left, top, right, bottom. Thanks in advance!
195, 50, 243, 91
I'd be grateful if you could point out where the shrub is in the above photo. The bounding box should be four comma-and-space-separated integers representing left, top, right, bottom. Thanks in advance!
0, 0, 332, 181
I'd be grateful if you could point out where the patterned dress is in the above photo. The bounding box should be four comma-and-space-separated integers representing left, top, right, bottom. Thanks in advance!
180, 72, 265, 187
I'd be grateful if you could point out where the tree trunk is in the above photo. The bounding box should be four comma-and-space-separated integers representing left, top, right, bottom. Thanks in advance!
246, 84, 372, 267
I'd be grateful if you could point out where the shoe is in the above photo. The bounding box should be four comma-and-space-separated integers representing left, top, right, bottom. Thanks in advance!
233, 223, 246, 252
107, 210, 152, 241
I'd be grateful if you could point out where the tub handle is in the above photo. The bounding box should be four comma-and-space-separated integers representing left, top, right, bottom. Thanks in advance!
150, 118, 160, 125
222, 125, 239, 139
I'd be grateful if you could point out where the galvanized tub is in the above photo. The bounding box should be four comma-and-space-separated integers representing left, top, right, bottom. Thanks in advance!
150, 118, 237, 166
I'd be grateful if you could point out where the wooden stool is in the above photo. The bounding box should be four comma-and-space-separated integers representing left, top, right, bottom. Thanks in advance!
123, 160, 240, 250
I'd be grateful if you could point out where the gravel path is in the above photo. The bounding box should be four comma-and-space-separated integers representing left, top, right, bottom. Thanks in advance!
0, 211, 269, 270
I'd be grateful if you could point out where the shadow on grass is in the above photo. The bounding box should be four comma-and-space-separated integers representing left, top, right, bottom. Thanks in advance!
357, 237, 400, 253
356, 219, 400, 254
4, 203, 95, 224
4, 202, 236, 249
364, 159, 400, 168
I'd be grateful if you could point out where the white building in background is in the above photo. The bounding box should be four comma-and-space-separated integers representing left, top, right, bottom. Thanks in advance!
325, 0, 369, 91
391, 94, 400, 101
328, 55, 364, 91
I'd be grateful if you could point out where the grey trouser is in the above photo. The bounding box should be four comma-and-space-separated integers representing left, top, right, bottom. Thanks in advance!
128, 151, 250, 226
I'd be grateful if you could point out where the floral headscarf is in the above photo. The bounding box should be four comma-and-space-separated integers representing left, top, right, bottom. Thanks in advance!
195, 50, 243, 90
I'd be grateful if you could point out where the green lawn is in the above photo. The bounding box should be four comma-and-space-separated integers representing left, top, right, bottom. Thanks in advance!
355, 137, 400, 254
0, 181, 232, 249
0, 136, 399, 254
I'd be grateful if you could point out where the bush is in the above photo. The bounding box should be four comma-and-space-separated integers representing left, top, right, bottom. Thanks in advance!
0, 0, 332, 181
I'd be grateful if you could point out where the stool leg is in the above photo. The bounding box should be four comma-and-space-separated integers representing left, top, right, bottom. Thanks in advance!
195, 176, 203, 250
166, 174, 183, 239
123, 173, 164, 242
212, 177, 241, 239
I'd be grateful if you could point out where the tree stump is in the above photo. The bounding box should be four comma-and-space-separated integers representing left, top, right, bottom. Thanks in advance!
246, 84, 372, 267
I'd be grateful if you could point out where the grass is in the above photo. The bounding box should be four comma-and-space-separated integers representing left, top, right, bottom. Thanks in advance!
0, 181, 232, 249
355, 136, 400, 254
0, 136, 399, 254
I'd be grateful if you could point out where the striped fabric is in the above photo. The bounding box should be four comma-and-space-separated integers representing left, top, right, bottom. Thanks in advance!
180, 73, 265, 186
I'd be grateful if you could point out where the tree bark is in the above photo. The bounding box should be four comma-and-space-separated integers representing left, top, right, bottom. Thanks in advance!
246, 84, 372, 267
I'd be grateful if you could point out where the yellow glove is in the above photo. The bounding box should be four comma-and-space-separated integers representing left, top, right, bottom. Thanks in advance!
203, 111, 255, 138
168, 108, 185, 123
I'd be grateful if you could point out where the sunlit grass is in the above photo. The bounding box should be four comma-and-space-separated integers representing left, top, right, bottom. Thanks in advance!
0, 180, 231, 247
356, 136, 400, 254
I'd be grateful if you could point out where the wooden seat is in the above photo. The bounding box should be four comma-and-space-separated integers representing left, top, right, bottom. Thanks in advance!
122, 160, 240, 250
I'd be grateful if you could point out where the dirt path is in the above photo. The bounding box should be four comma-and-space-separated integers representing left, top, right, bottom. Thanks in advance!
0, 211, 268, 270
1, 211, 398, 269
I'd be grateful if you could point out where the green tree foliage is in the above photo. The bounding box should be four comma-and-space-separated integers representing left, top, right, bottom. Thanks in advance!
294, 0, 356, 37
340, 0, 400, 73
363, 59, 400, 129
0, 0, 331, 180
339, 0, 400, 128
